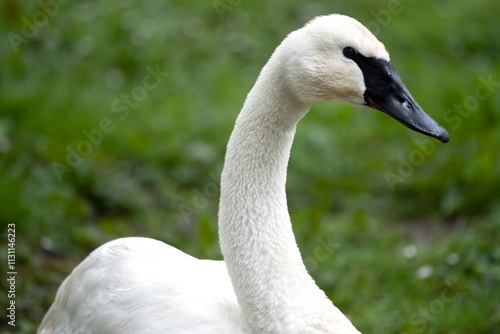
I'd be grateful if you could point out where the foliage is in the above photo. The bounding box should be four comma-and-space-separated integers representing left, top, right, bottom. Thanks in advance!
0, 0, 499, 332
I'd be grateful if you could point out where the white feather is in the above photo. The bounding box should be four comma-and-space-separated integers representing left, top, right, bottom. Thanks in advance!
39, 14, 391, 334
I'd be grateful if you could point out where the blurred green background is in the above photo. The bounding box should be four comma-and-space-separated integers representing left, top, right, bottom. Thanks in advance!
1, 0, 499, 332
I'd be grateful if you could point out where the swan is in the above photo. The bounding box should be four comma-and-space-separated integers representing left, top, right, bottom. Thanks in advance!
39, 14, 449, 334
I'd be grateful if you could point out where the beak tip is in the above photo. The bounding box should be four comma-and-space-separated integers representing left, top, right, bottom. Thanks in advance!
436, 129, 450, 143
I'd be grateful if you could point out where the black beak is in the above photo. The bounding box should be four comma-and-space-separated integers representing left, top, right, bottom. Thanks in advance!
348, 51, 449, 143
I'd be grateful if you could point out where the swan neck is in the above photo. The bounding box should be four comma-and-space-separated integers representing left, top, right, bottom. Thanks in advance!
218, 56, 324, 329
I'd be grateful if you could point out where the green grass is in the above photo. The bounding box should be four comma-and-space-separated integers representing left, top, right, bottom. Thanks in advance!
1, 0, 499, 332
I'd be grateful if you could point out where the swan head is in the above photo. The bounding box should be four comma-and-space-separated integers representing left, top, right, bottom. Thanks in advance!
280, 14, 449, 143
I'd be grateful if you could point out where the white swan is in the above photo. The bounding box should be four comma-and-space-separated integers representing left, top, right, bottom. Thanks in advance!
39, 14, 449, 334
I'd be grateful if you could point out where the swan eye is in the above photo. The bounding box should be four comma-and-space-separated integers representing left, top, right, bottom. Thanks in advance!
343, 46, 356, 59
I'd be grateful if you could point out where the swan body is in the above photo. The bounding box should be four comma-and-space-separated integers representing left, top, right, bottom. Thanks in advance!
39, 237, 250, 334
39, 14, 448, 334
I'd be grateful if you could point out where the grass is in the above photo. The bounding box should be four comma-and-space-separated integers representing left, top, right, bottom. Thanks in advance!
1, 0, 499, 332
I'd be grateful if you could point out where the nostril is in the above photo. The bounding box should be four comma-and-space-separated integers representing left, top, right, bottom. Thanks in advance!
395, 94, 405, 104
396, 94, 415, 110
